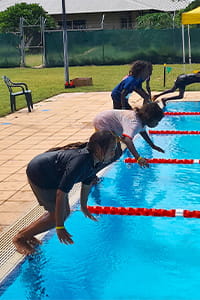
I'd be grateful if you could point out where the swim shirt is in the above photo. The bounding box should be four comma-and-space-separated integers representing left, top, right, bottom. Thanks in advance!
111, 76, 143, 101
93, 110, 145, 140
175, 73, 200, 87
26, 146, 121, 192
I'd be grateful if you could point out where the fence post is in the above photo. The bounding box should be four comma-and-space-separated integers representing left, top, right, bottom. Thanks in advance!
163, 63, 166, 87
19, 17, 25, 67
41, 16, 46, 67
62, 0, 70, 86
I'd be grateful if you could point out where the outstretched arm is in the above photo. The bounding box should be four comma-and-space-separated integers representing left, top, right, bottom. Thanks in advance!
140, 131, 164, 153
80, 183, 98, 221
121, 135, 149, 168
146, 78, 151, 99
134, 87, 151, 104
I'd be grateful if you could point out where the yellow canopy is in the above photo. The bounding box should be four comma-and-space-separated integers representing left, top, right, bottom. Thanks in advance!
182, 6, 200, 25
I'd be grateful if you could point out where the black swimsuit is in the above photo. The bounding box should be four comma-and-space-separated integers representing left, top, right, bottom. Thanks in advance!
175, 74, 200, 88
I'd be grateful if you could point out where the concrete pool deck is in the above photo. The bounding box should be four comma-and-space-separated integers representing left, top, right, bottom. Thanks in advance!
0, 91, 200, 234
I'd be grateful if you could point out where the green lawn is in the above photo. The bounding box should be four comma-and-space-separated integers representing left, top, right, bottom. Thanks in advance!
0, 63, 200, 117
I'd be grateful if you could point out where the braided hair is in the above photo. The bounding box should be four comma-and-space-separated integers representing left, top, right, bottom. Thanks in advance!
46, 130, 116, 153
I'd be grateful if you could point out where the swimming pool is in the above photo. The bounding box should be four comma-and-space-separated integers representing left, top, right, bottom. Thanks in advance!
1, 101, 200, 300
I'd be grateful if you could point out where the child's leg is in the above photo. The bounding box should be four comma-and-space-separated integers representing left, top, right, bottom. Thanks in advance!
13, 211, 56, 255
111, 94, 122, 109
113, 100, 122, 109
13, 180, 58, 255
162, 87, 185, 103
152, 84, 177, 101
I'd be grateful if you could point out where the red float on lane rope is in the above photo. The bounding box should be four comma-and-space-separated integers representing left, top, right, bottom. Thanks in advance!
87, 206, 200, 219
149, 130, 200, 134
124, 158, 198, 164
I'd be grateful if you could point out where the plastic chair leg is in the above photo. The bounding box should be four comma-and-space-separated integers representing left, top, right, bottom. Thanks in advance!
29, 93, 33, 109
25, 93, 32, 112
10, 95, 16, 112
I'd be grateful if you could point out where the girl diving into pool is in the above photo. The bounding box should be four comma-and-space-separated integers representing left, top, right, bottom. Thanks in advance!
13, 130, 122, 255
152, 71, 200, 105
93, 102, 165, 168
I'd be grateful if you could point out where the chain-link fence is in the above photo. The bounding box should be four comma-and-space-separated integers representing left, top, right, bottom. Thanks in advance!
1, 28, 200, 67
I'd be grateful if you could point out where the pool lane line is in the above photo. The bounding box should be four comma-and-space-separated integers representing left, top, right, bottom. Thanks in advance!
149, 130, 200, 134
87, 206, 200, 218
164, 112, 200, 115
124, 158, 199, 164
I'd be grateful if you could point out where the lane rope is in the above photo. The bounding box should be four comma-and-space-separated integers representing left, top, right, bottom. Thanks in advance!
149, 130, 200, 134
124, 158, 199, 164
96, 112, 200, 219
87, 206, 200, 218
164, 112, 200, 115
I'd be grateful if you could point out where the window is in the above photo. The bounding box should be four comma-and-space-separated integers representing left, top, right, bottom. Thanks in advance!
73, 20, 86, 30
66, 21, 72, 29
121, 18, 128, 29
120, 17, 133, 29
57, 20, 86, 30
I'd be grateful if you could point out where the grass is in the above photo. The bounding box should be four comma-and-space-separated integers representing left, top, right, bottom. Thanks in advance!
25, 53, 44, 67
0, 63, 200, 117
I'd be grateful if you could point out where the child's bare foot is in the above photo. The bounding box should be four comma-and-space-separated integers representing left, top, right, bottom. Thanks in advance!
13, 235, 36, 255
28, 237, 42, 247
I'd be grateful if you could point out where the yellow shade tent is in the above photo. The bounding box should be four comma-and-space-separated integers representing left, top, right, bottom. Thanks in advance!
181, 7, 200, 63
182, 6, 200, 25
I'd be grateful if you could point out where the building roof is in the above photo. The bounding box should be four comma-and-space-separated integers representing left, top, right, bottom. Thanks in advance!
0, 0, 193, 15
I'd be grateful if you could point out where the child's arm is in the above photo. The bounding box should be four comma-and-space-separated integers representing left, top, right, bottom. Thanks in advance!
121, 135, 149, 168
55, 189, 74, 244
80, 183, 98, 221
140, 131, 164, 153
146, 78, 151, 99
134, 87, 150, 103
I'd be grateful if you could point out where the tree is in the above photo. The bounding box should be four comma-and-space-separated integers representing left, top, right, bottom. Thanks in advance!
136, 12, 181, 29
0, 3, 56, 51
136, 0, 200, 30
0, 2, 56, 33
182, 0, 200, 11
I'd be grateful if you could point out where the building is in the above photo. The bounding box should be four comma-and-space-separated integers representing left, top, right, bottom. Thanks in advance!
0, 0, 193, 30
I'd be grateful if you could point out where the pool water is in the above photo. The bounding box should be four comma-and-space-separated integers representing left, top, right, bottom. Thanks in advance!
1, 101, 200, 300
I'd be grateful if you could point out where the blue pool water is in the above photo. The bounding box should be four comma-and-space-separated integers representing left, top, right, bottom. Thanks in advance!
1, 101, 200, 300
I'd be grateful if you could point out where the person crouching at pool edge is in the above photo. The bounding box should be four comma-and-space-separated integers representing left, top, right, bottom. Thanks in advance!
93, 102, 165, 168
13, 130, 122, 255
111, 60, 152, 109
